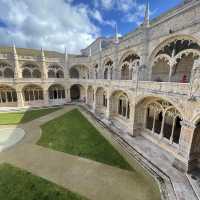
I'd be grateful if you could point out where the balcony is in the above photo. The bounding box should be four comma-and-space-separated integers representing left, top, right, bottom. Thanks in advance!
69, 78, 191, 97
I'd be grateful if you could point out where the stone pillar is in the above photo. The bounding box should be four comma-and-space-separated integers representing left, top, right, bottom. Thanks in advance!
113, 44, 119, 80
173, 120, 196, 172
43, 90, 49, 106
85, 87, 89, 105
13, 45, 22, 79
92, 88, 97, 113
105, 92, 111, 120
16, 90, 24, 107
41, 49, 48, 80
65, 87, 71, 103
159, 112, 165, 139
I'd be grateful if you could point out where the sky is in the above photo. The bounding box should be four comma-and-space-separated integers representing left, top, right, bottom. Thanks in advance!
0, 0, 183, 54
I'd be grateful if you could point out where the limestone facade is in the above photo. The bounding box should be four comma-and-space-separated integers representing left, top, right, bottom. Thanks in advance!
1, 0, 200, 172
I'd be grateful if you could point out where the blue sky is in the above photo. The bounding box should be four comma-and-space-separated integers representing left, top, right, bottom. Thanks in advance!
72, 0, 183, 37
0, 0, 183, 53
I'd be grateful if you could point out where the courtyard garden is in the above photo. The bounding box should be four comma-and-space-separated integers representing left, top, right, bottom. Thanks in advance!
38, 109, 132, 170
0, 163, 88, 200
0, 107, 61, 125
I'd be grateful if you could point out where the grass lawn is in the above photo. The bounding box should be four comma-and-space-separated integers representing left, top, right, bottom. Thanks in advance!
0, 107, 61, 125
0, 163, 88, 200
38, 109, 132, 170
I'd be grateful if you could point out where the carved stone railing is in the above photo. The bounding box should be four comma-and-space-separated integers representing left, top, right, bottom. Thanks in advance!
138, 81, 190, 96
69, 78, 191, 97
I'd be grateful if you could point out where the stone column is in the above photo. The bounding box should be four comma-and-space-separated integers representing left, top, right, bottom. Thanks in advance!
43, 90, 49, 106
13, 45, 22, 79
159, 112, 165, 139
152, 110, 156, 134
16, 90, 24, 107
92, 88, 97, 113
173, 120, 196, 172
41, 49, 48, 80
85, 86, 89, 105
105, 91, 111, 120
168, 63, 174, 82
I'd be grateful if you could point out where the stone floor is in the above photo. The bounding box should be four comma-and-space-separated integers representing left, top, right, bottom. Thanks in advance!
0, 106, 160, 200
88, 109, 198, 200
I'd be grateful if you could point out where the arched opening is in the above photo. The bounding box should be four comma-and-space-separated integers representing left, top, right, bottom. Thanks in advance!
23, 85, 43, 106
121, 63, 130, 80
110, 90, 131, 132
120, 53, 140, 80
70, 68, 79, 79
22, 64, 41, 79
0, 63, 14, 79
48, 84, 65, 105
171, 54, 194, 83
4, 68, 14, 78
48, 70, 56, 78
56, 70, 64, 78
103, 59, 113, 80
0, 85, 17, 107
70, 84, 85, 101
151, 37, 200, 83
135, 97, 183, 148
22, 69, 31, 78
48, 65, 64, 79
117, 95, 130, 119
32, 69, 41, 78
152, 58, 170, 82
70, 65, 89, 79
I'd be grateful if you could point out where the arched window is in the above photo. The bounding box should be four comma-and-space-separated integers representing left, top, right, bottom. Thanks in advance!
70, 68, 79, 78
56, 70, 64, 78
118, 95, 130, 119
23, 85, 43, 102
145, 99, 182, 145
48, 85, 65, 100
0, 86, 17, 104
48, 65, 64, 79
22, 69, 31, 78
22, 64, 41, 79
121, 64, 130, 80
48, 70, 56, 78
32, 69, 41, 78
151, 37, 200, 83
4, 68, 14, 78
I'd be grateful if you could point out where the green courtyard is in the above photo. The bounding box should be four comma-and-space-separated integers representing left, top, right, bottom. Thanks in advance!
0, 163, 88, 200
0, 107, 61, 125
0, 107, 161, 200
38, 109, 132, 170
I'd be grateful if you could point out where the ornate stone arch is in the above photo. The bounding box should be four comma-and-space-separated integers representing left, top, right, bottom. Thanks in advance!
119, 50, 140, 66
150, 35, 200, 83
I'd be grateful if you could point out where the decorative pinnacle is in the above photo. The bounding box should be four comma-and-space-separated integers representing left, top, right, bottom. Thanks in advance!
115, 23, 119, 44
41, 48, 45, 61
144, 1, 150, 27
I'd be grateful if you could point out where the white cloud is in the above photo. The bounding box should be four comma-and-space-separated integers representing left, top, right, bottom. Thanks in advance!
95, 0, 148, 25
90, 9, 115, 27
0, 0, 100, 53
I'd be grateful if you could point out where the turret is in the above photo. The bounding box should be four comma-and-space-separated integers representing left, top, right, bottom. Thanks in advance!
143, 1, 150, 27
41, 48, 45, 61
114, 23, 119, 44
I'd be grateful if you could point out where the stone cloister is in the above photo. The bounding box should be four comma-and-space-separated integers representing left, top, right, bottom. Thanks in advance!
1, 0, 200, 173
